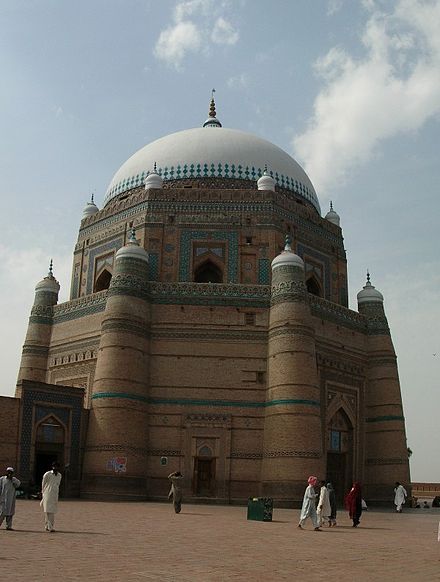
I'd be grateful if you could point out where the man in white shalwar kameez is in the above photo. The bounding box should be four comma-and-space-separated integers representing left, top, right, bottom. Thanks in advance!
317, 480, 332, 527
394, 482, 407, 513
0, 467, 21, 530
298, 476, 321, 531
40, 462, 62, 532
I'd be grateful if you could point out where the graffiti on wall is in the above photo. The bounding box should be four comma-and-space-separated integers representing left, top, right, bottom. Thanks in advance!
106, 457, 127, 473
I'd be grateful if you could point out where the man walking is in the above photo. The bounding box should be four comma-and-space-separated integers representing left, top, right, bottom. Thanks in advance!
0, 467, 21, 530
40, 462, 62, 532
394, 481, 408, 513
168, 471, 183, 513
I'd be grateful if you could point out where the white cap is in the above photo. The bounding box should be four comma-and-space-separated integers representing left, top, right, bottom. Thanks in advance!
82, 194, 99, 219
271, 236, 304, 270
144, 163, 163, 190
257, 166, 276, 192
116, 229, 149, 263
357, 272, 384, 304
35, 260, 60, 294
325, 201, 340, 226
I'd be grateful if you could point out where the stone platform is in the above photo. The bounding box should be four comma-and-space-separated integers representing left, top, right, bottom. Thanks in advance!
2, 500, 439, 581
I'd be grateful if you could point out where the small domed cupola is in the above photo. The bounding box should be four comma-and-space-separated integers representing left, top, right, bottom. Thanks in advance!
144, 162, 163, 190
357, 271, 384, 305
325, 201, 340, 227
257, 165, 276, 192
271, 235, 304, 270
116, 228, 149, 263
203, 90, 222, 128
82, 194, 99, 220
35, 260, 60, 295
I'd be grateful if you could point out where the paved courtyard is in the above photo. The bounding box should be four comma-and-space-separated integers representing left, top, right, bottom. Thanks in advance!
1, 500, 439, 581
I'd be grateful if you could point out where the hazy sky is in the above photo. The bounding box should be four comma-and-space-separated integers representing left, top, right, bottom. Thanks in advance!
0, 0, 439, 482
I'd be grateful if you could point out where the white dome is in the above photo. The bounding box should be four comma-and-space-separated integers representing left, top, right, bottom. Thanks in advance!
82, 200, 99, 219
144, 169, 163, 190
257, 169, 276, 192
116, 231, 149, 263
271, 239, 304, 270
104, 126, 320, 212
357, 277, 384, 304
325, 202, 340, 226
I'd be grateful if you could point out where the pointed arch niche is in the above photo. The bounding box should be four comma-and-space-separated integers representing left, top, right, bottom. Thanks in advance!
326, 402, 355, 503
33, 413, 66, 490
93, 252, 114, 292
192, 242, 226, 283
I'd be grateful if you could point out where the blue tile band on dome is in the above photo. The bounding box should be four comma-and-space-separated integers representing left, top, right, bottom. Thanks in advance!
104, 162, 320, 213
91, 392, 320, 408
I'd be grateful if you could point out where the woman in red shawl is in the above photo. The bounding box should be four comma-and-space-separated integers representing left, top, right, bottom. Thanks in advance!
345, 482, 362, 527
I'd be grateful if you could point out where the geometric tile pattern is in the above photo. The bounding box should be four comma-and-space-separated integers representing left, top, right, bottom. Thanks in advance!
258, 259, 271, 284
179, 230, 239, 282
19, 387, 83, 482
86, 238, 123, 294
104, 163, 320, 213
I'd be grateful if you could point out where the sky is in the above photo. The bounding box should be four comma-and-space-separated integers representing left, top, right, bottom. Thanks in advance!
0, 0, 439, 482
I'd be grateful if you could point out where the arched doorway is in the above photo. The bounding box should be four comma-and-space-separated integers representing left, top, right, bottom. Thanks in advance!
306, 276, 321, 297
94, 269, 112, 292
34, 415, 65, 491
326, 408, 354, 504
193, 445, 216, 496
194, 261, 223, 283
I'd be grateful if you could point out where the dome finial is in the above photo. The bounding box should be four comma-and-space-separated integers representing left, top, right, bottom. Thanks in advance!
209, 88, 216, 118
366, 269, 371, 284
48, 259, 53, 277
128, 227, 138, 244
203, 89, 222, 128
284, 234, 292, 251
330, 200, 333, 211
153, 161, 157, 173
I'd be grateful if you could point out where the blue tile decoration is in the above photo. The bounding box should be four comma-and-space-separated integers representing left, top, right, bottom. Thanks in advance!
103, 162, 321, 213
296, 243, 331, 300
148, 252, 159, 281
19, 387, 83, 482
179, 231, 239, 282
86, 239, 123, 294
258, 259, 271, 285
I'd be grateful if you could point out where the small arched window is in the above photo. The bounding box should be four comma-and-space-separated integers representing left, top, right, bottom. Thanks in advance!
306, 277, 321, 297
94, 269, 112, 292
194, 261, 223, 283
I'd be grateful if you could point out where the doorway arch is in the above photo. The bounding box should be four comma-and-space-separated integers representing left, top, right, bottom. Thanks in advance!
326, 407, 354, 503
194, 260, 223, 283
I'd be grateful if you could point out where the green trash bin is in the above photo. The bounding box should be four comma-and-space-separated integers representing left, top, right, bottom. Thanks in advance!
247, 497, 273, 522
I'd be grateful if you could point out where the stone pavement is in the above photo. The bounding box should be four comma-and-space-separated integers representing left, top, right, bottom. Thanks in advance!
1, 500, 439, 581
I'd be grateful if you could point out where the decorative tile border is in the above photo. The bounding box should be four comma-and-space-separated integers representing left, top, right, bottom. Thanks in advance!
296, 243, 331, 299
365, 415, 405, 423
179, 230, 239, 282
86, 239, 123, 295
258, 258, 271, 284
91, 393, 320, 409
104, 163, 320, 213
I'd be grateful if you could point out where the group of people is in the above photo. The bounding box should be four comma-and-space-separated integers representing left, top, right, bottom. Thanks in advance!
0, 462, 62, 532
1, 463, 414, 532
299, 477, 411, 530
298, 477, 341, 531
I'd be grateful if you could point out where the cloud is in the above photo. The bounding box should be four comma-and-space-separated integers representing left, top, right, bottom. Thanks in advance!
154, 20, 202, 69
327, 0, 344, 16
293, 0, 440, 196
227, 72, 250, 89
211, 17, 239, 45
154, 0, 239, 68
